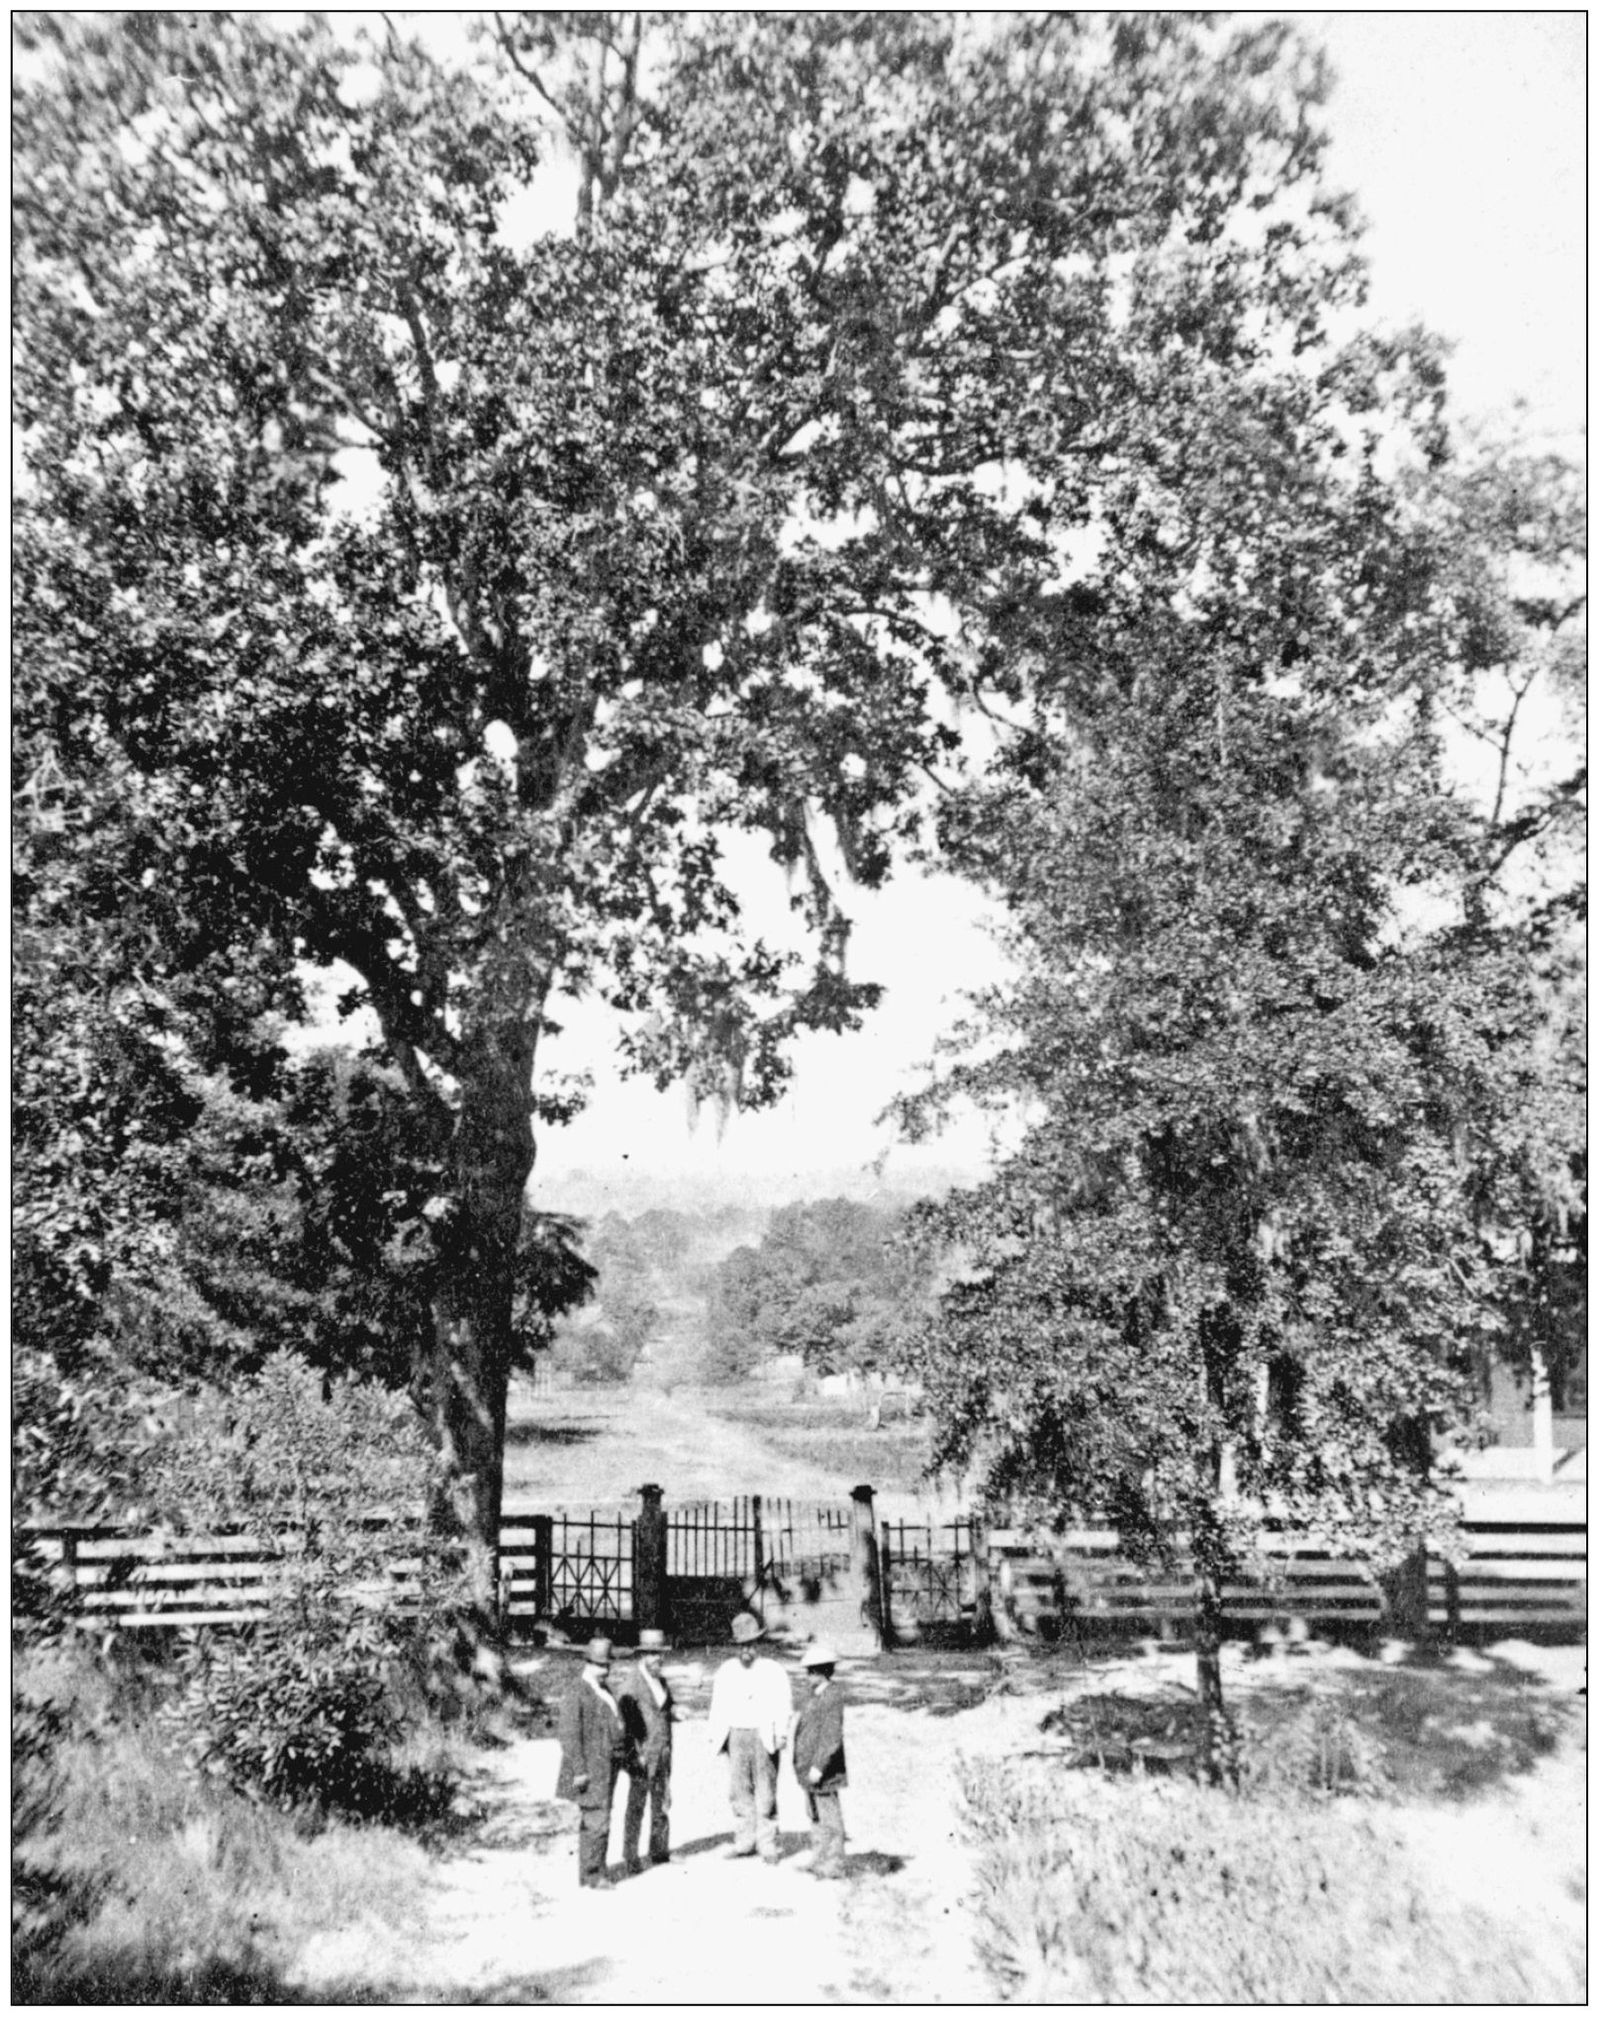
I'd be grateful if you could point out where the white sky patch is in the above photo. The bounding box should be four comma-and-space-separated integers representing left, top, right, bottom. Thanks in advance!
498, 155, 579, 250
483, 718, 518, 781
1045, 519, 1105, 592
335, 57, 384, 110
327, 444, 385, 525
781, 507, 876, 555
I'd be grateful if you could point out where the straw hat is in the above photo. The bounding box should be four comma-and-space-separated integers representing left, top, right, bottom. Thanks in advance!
730, 1613, 764, 1644
801, 1642, 839, 1669
583, 1636, 613, 1666
637, 1628, 669, 1652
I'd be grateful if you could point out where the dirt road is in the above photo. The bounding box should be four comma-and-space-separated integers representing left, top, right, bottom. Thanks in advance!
503, 1383, 956, 1517
288, 1640, 1585, 2005
291, 1649, 1005, 2004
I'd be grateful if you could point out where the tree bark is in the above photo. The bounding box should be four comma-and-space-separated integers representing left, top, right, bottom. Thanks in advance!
423, 1017, 536, 1627
1192, 1506, 1233, 1781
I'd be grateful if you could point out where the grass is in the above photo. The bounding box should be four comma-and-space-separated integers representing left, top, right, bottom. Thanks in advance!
959, 1749, 1584, 2003
13, 1638, 473, 2004
701, 1392, 939, 1497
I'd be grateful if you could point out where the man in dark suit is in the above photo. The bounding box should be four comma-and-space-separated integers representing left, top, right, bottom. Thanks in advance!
556, 1636, 628, 1888
791, 1641, 848, 1878
614, 1626, 674, 1874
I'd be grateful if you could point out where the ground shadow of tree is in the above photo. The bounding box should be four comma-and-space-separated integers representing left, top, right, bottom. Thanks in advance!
1313, 1648, 1576, 1797
503, 1421, 603, 1449
1029, 1643, 1579, 1798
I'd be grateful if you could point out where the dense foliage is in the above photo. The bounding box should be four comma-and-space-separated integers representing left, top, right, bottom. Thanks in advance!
13, 11, 1579, 1663
704, 1197, 931, 1382
138, 1354, 472, 1811
20, 11, 1363, 1580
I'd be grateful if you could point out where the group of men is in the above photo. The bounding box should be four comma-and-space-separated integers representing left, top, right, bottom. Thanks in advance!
556, 1613, 848, 1889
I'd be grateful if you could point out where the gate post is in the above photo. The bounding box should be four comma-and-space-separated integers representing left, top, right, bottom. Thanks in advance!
751, 1494, 766, 1622
531, 1515, 553, 1626
635, 1483, 667, 1635
850, 1484, 889, 1652
968, 1513, 997, 1645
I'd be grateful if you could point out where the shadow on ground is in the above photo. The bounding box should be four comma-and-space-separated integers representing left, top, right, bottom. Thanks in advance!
1304, 1649, 1575, 1797
305, 1957, 615, 2004
504, 1421, 602, 1449
1028, 1642, 1579, 1798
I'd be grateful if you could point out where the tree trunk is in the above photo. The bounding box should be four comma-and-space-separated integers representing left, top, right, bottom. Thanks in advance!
1194, 1559, 1225, 1721
1192, 1507, 1233, 1782
424, 1021, 535, 1630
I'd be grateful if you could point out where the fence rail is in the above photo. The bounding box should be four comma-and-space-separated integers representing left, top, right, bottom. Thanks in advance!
987, 1507, 1587, 1639
19, 1492, 1585, 1643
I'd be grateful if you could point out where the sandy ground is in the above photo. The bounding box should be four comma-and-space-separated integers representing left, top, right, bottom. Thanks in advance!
287, 1638, 1585, 2005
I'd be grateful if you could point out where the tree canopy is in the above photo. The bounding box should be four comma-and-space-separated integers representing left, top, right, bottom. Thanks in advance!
892, 339, 1582, 1725
705, 1196, 930, 1382
19, 10, 1559, 1631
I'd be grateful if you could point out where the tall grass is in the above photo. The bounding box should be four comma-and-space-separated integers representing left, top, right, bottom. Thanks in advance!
13, 1640, 460, 2004
959, 1755, 1584, 2004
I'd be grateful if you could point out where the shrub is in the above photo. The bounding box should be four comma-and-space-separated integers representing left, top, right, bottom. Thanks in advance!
138, 1353, 472, 1814
12, 1639, 448, 2003
958, 1755, 1575, 2003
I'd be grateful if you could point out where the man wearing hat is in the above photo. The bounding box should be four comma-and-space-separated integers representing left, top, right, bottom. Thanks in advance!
556, 1636, 628, 1888
614, 1628, 675, 1875
707, 1612, 794, 1863
791, 1642, 848, 1878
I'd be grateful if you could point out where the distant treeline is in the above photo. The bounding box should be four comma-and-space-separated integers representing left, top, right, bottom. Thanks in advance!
550, 1197, 937, 1387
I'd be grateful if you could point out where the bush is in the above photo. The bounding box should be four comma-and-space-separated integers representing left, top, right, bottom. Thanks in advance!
12, 1639, 452, 2003
957, 1756, 1575, 2003
138, 1353, 472, 1814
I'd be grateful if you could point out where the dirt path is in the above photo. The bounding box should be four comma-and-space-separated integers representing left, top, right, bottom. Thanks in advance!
291, 1651, 1003, 2004
287, 1641, 1585, 2005
504, 1383, 954, 1516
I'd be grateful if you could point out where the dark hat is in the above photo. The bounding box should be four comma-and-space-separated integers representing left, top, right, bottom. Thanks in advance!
801, 1642, 839, 1669
731, 1613, 764, 1644
637, 1628, 669, 1652
583, 1636, 613, 1666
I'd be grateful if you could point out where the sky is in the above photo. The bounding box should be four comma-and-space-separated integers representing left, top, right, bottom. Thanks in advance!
522, 10, 1586, 1205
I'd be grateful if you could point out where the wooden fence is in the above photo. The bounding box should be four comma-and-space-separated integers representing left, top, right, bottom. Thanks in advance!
985, 1493, 1586, 1642
20, 1488, 1584, 1645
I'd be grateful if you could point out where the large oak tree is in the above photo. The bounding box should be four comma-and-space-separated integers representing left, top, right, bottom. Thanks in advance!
15, 11, 1391, 1602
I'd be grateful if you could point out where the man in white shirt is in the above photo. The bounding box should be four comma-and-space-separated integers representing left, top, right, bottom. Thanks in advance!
706, 1612, 793, 1862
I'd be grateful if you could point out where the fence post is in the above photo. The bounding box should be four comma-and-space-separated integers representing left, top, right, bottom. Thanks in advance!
968, 1514, 997, 1645
635, 1483, 667, 1635
750, 1494, 766, 1622
850, 1484, 889, 1651
531, 1515, 553, 1626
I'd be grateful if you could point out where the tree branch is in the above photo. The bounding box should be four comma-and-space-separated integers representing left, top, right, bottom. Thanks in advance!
492, 13, 566, 123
